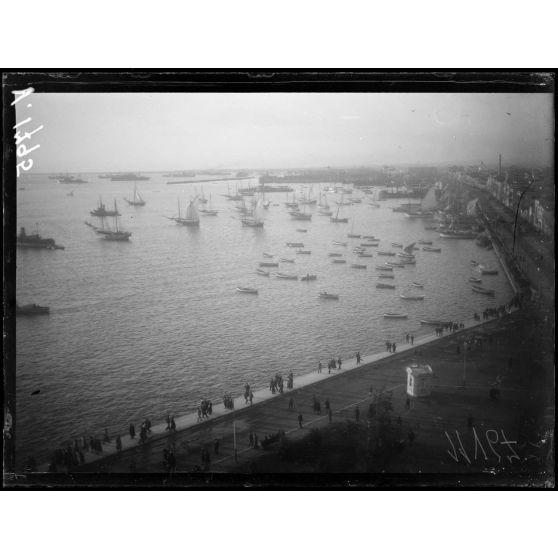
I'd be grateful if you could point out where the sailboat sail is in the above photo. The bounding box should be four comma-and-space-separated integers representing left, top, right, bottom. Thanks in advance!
185, 199, 199, 221
421, 186, 438, 211
403, 242, 416, 254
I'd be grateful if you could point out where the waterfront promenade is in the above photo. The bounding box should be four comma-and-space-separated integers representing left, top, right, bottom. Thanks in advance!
47, 308, 525, 475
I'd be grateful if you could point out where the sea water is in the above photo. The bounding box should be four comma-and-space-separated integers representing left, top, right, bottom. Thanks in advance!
14, 174, 513, 463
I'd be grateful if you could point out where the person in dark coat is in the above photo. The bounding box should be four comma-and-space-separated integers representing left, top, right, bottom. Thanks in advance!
298, 413, 303, 428
129, 423, 135, 439
116, 435, 122, 452
355, 406, 360, 422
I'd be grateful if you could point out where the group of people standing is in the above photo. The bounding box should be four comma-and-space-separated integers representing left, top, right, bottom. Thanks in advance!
385, 340, 397, 353
269, 373, 284, 394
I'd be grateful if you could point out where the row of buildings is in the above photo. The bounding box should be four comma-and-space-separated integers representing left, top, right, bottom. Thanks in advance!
455, 164, 553, 238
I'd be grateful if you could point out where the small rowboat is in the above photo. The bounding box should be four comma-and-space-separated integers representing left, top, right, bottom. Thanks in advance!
479, 266, 498, 275
332, 259, 346, 264
358, 253, 374, 258
392, 242, 403, 247
377, 251, 396, 256
297, 250, 311, 255
387, 261, 405, 267
360, 242, 379, 247
376, 283, 396, 289
384, 313, 408, 319
376, 265, 393, 271
300, 274, 317, 281
363, 235, 379, 240
422, 246, 441, 252
333, 241, 348, 246
319, 292, 339, 300
351, 264, 367, 269
296, 228, 307, 232
418, 240, 432, 245
318, 210, 333, 216
237, 287, 258, 294
347, 233, 361, 239
379, 273, 395, 278
262, 252, 274, 258
280, 258, 295, 263
328, 252, 343, 257
411, 282, 424, 288
468, 276, 482, 283
286, 242, 304, 248
353, 247, 365, 254
368, 202, 380, 207
256, 268, 270, 276
472, 285, 495, 295
259, 262, 279, 267
276, 272, 298, 280
400, 294, 424, 300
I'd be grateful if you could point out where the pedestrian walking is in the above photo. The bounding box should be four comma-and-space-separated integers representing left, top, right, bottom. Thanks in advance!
338, 357, 342, 369
406, 333, 410, 343
328, 408, 333, 423
356, 351, 361, 364
249, 391, 254, 405
328, 362, 331, 374
145, 418, 151, 433
170, 416, 176, 432
387, 341, 392, 352
288, 397, 294, 411
318, 361, 322, 373
116, 435, 122, 452
355, 406, 360, 422
405, 396, 411, 410
103, 428, 111, 444
392, 342, 397, 353
165, 415, 171, 431
129, 423, 135, 439
298, 413, 303, 429
410, 335, 414, 345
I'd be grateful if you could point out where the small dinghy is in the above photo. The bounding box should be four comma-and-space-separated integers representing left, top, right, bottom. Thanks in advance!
275, 272, 298, 280
411, 282, 424, 288
319, 292, 339, 300
384, 312, 408, 319
468, 276, 482, 283
472, 285, 495, 295
333, 241, 348, 246
300, 274, 317, 281
328, 252, 343, 257
332, 259, 346, 264
351, 264, 367, 269
296, 228, 308, 233
377, 251, 396, 256
259, 261, 279, 267
376, 283, 396, 289
418, 240, 433, 245
280, 258, 295, 263
256, 268, 270, 276
297, 250, 311, 255
358, 253, 374, 258
286, 242, 304, 248
392, 242, 403, 248
400, 294, 425, 300
237, 287, 258, 294
422, 246, 441, 252
379, 273, 395, 278
376, 265, 393, 271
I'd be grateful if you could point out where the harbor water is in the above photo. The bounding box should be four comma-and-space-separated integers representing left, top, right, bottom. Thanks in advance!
15, 174, 513, 464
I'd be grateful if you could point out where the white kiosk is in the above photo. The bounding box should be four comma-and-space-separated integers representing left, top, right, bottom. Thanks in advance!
406, 364, 433, 398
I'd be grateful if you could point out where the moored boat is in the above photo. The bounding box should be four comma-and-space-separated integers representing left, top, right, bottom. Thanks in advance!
472, 285, 495, 296
296, 250, 311, 255
351, 264, 367, 269
418, 240, 432, 245
328, 252, 343, 257
386, 261, 405, 267
422, 246, 441, 252
236, 287, 258, 294
259, 262, 279, 267
383, 312, 408, 319
332, 259, 346, 264
378, 273, 395, 278
468, 276, 482, 283
16, 303, 50, 315
256, 268, 270, 276
377, 251, 396, 256
411, 282, 424, 288
17, 227, 64, 250
280, 258, 295, 263
358, 253, 374, 258
300, 274, 317, 281
376, 283, 396, 289
479, 266, 498, 275
286, 242, 304, 248
275, 272, 298, 280
318, 292, 339, 300
400, 294, 425, 300
375, 265, 393, 271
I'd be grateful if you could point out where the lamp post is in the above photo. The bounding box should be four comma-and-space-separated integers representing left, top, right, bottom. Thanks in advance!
462, 339, 468, 387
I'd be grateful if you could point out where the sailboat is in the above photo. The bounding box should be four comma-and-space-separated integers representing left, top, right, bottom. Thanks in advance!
91, 197, 120, 217
330, 207, 349, 223
97, 201, 132, 241
124, 182, 146, 206
200, 193, 218, 216
404, 186, 438, 217
241, 197, 265, 227
166, 197, 200, 226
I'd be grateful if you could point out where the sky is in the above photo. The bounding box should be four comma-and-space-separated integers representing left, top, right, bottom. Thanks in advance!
18, 92, 554, 173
